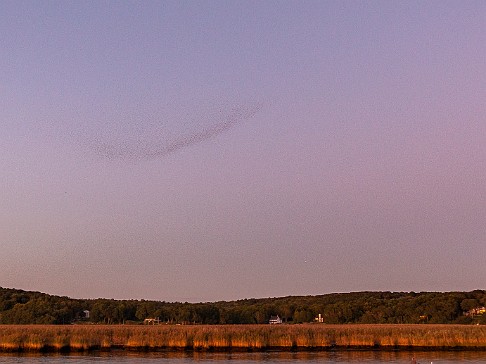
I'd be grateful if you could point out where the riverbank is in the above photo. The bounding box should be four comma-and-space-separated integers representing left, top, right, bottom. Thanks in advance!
1, 324, 486, 352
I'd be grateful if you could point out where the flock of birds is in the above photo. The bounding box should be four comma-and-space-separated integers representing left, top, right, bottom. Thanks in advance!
91, 102, 263, 161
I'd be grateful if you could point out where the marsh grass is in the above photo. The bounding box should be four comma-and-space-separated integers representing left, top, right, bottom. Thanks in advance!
1, 324, 486, 352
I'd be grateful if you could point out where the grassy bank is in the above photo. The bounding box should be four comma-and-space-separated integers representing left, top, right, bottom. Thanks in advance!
1, 324, 486, 352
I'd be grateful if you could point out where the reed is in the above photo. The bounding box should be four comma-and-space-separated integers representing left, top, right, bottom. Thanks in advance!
1, 324, 486, 352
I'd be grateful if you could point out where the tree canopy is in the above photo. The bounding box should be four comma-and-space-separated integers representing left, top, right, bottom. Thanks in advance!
1, 287, 485, 325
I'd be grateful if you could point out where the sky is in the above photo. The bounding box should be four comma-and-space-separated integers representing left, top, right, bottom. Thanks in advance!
1, 0, 486, 303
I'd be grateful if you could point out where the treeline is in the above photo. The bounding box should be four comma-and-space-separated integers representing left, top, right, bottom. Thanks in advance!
1, 287, 486, 325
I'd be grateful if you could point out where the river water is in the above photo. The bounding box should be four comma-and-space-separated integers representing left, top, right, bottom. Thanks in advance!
1, 351, 486, 364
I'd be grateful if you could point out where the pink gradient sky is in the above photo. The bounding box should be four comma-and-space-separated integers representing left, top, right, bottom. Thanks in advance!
1, 1, 485, 302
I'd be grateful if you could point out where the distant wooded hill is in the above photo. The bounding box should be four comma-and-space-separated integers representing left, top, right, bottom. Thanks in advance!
1, 287, 485, 325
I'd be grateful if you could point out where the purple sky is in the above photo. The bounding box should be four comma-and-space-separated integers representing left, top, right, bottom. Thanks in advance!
1, 1, 486, 302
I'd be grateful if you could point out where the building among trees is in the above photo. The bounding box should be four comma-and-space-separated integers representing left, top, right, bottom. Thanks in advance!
269, 315, 282, 324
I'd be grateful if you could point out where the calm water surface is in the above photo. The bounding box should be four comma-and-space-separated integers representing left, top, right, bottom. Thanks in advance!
1, 351, 486, 364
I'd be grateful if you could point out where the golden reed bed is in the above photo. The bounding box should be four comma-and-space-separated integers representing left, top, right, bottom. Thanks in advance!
1, 324, 486, 352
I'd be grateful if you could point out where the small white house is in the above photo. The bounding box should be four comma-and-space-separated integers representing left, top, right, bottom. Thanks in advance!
269, 315, 282, 324
144, 317, 161, 325
83, 310, 90, 319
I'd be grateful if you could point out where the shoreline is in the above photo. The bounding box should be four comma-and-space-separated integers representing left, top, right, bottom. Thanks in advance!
1, 324, 486, 353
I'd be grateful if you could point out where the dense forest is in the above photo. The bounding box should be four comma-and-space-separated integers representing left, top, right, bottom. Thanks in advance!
1, 287, 485, 325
